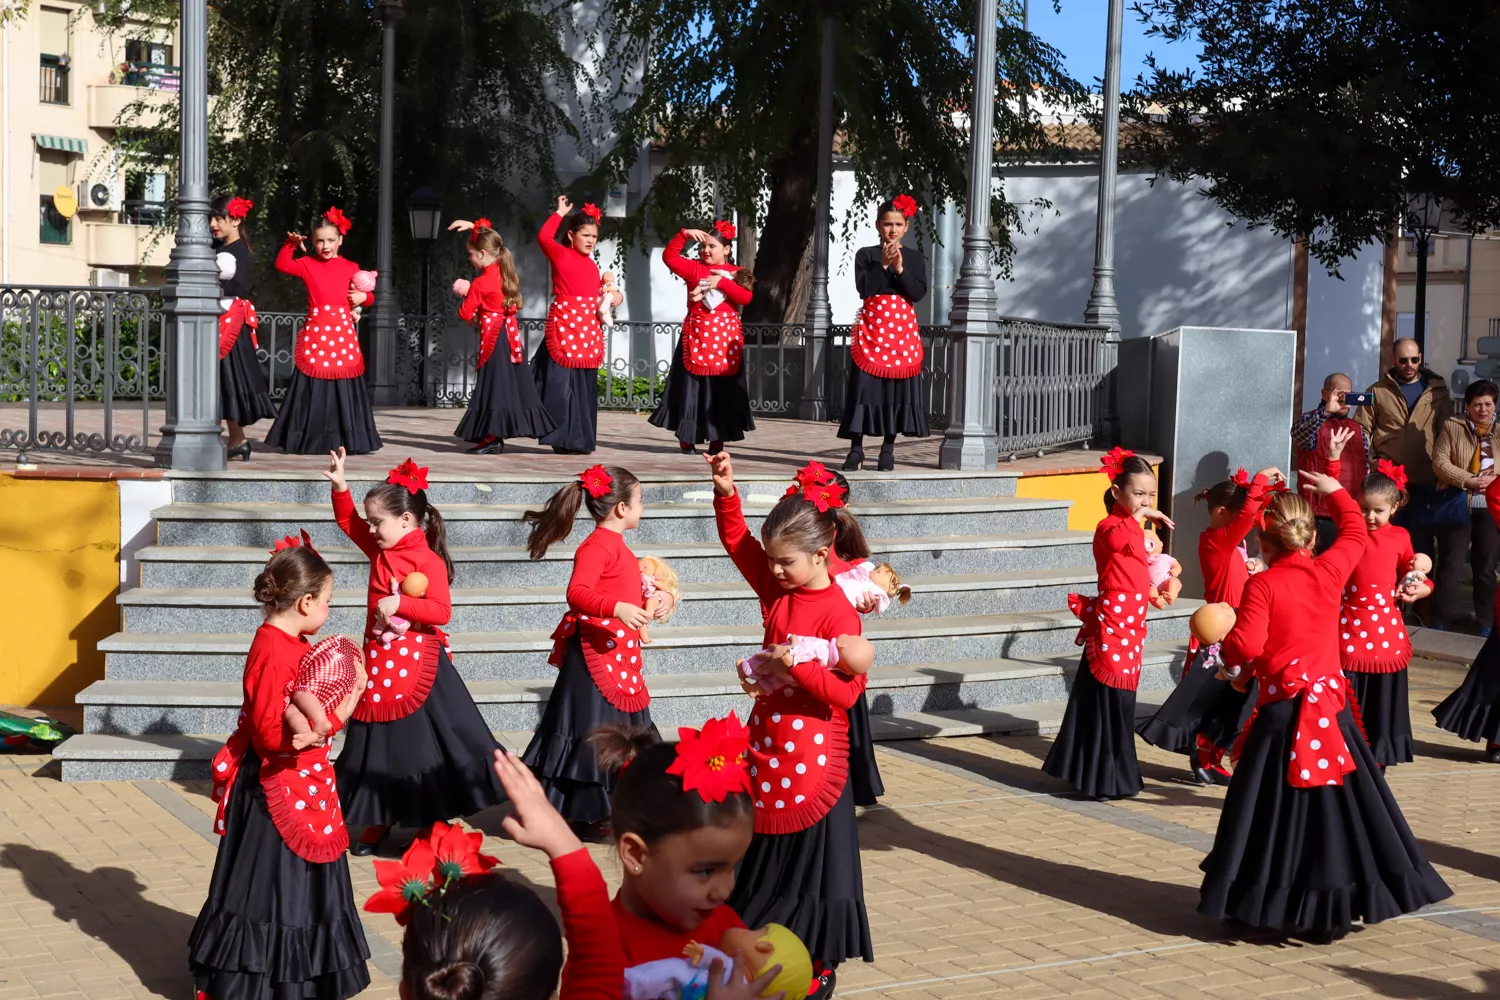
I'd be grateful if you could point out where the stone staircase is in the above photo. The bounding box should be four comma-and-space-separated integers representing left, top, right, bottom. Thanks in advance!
53, 469, 1197, 780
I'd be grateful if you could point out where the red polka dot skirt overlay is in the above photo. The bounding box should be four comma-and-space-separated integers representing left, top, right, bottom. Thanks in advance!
544, 294, 605, 369
1338, 582, 1412, 674
354, 629, 447, 723
549, 612, 650, 713
294, 304, 365, 379
682, 306, 744, 377
218, 298, 258, 359
851, 293, 925, 379
1244, 662, 1358, 788
1068, 590, 1148, 690
210, 727, 349, 863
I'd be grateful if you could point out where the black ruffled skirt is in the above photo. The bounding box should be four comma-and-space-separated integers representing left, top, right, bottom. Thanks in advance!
837, 365, 929, 439
189, 750, 370, 1000
265, 371, 382, 455
728, 777, 874, 967
1348, 670, 1414, 767
522, 636, 657, 825
1198, 697, 1450, 936
847, 692, 884, 806
531, 343, 597, 454
219, 332, 277, 426
1432, 629, 1500, 743
1042, 655, 1142, 798
1136, 647, 1255, 753
455, 355, 557, 444
335, 648, 506, 827
648, 339, 755, 446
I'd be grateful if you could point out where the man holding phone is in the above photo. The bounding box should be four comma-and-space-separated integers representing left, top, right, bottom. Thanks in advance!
1355, 338, 1452, 492
1292, 372, 1372, 552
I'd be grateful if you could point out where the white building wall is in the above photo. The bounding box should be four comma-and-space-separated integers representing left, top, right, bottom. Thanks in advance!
1303, 245, 1385, 409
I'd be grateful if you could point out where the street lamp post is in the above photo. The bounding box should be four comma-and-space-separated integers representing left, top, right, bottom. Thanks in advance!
938, 0, 1002, 470
407, 185, 442, 404
367, 0, 404, 406
154, 0, 223, 471
799, 0, 837, 422
1083, 0, 1125, 446
1406, 192, 1442, 356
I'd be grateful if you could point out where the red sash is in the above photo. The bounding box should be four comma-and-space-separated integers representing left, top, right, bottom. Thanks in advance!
295, 303, 366, 379
682, 309, 743, 376
1242, 666, 1357, 788
478, 308, 523, 368
544, 294, 604, 368
218, 299, 259, 359
1067, 591, 1147, 690
354, 627, 447, 723
210, 726, 348, 863
550, 612, 650, 712
851, 293, 924, 379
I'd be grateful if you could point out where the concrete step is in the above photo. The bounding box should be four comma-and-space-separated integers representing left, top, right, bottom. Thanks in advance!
137, 532, 1096, 590
150, 496, 1072, 548
96, 603, 1199, 683
118, 568, 1096, 634
56, 646, 1182, 779
165, 470, 1020, 506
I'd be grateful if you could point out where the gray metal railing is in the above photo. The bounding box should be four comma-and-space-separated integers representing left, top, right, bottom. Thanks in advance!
994, 318, 1111, 456
0, 285, 166, 460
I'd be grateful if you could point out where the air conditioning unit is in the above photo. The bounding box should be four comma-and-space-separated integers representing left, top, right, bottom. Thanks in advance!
77, 179, 119, 213
90, 268, 129, 288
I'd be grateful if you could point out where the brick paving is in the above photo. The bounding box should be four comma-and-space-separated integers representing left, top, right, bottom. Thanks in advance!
4, 658, 1500, 1000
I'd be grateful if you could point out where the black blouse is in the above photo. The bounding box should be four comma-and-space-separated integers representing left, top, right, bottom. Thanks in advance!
853, 243, 928, 304
216, 238, 253, 300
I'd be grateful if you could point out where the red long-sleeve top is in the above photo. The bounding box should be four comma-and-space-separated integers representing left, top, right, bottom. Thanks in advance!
242, 622, 310, 756
715, 491, 863, 833
458, 262, 509, 322
611, 897, 745, 967
567, 527, 644, 618
1199, 473, 1270, 607
663, 231, 752, 312
1223, 488, 1367, 692
539, 213, 602, 298
275, 241, 372, 312
552, 849, 630, 1000
332, 487, 452, 635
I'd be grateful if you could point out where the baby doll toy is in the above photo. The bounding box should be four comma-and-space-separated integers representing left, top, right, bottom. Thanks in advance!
1189, 601, 1239, 681
349, 269, 377, 323
1142, 525, 1183, 609
600, 270, 621, 327
622, 923, 814, 1000
284, 634, 364, 749
638, 556, 681, 644
739, 633, 874, 696
373, 571, 429, 645
1401, 552, 1433, 598
836, 559, 912, 615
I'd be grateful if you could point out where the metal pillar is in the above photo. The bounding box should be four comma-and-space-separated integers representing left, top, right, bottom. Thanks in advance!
938, 0, 1002, 471
154, 0, 224, 471
799, 0, 837, 422
367, 0, 404, 405
1084, 0, 1124, 335
1413, 233, 1429, 355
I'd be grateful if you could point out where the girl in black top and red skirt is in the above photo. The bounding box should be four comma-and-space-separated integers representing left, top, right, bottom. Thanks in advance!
210, 195, 277, 461
839, 194, 929, 472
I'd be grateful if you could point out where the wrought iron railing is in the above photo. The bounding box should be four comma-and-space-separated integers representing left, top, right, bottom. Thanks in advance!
118, 199, 169, 226
0, 286, 166, 460
994, 318, 1111, 456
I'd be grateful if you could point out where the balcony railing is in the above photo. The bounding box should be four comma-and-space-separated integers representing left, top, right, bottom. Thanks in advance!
118, 200, 169, 226
39, 54, 69, 104
118, 62, 181, 90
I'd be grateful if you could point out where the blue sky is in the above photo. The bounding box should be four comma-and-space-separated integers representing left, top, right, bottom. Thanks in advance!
1025, 0, 1204, 88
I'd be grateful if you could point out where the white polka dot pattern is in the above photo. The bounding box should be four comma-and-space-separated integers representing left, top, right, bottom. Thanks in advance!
682, 307, 744, 376
545, 294, 605, 368
294, 303, 365, 379
850, 293, 924, 378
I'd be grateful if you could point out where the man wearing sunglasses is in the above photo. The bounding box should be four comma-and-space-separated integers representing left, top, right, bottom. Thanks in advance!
1355, 339, 1452, 486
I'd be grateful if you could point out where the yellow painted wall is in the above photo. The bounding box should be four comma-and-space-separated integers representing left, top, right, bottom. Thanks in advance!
0, 475, 120, 706
1015, 463, 1163, 532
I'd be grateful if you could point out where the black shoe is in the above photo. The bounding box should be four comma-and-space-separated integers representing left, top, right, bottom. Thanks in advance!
809, 967, 837, 1000
1191, 763, 1215, 786
551, 446, 589, 455
467, 436, 498, 453
350, 825, 387, 857
679, 441, 698, 455
227, 441, 251, 462
475, 439, 505, 455
841, 448, 864, 472
1485, 743, 1500, 764
876, 446, 895, 472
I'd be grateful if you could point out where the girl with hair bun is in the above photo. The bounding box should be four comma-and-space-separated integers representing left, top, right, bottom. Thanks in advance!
1044, 449, 1173, 799
324, 449, 506, 857
189, 536, 370, 999
1197, 468, 1450, 940
446, 218, 557, 454
209, 193, 276, 461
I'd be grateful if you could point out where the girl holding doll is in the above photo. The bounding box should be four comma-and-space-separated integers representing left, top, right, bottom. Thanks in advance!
266, 207, 383, 455
210, 194, 276, 461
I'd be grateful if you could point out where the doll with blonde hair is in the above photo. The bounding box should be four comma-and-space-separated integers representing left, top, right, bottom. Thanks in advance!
637, 556, 680, 644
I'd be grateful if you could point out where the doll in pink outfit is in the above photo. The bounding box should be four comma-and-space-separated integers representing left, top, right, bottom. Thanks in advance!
637, 556, 680, 644
835, 559, 910, 615
739, 633, 875, 696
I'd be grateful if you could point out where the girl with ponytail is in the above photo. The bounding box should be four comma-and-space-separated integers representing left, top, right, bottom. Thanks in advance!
324, 448, 505, 857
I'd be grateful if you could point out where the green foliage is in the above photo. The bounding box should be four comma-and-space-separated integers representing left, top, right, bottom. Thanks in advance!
597, 368, 668, 410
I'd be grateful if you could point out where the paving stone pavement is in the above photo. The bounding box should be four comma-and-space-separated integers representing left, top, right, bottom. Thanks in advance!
3, 658, 1499, 1000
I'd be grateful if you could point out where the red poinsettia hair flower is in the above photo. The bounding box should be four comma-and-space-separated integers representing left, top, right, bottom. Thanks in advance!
386, 458, 430, 494
1377, 459, 1408, 491
1099, 446, 1137, 480
225, 196, 254, 220
667, 712, 752, 803
713, 219, 737, 241
474, 217, 492, 232
429, 820, 500, 881
805, 478, 847, 513
793, 460, 831, 490
579, 464, 613, 499
891, 193, 919, 218
322, 206, 352, 235
270, 528, 319, 556
1230, 468, 1250, 488
365, 836, 436, 925
581, 203, 603, 223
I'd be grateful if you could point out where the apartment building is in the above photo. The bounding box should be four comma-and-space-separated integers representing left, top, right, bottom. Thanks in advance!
1, 2, 178, 287
1394, 231, 1500, 385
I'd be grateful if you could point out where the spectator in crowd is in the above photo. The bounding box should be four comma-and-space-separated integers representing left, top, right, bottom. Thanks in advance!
1355, 339, 1453, 487
1428, 379, 1500, 635
1293, 372, 1372, 552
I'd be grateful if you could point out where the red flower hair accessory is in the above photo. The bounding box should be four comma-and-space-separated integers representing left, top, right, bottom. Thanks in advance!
322, 206, 352, 235
1377, 459, 1408, 491
804, 478, 847, 513
713, 219, 737, 241
579, 464, 613, 498
225, 196, 254, 220
473, 217, 492, 232
891, 193, 919, 218
386, 458, 430, 494
581, 203, 603, 223
1231, 468, 1250, 488
270, 528, 318, 556
1099, 446, 1137, 480
365, 822, 500, 925
793, 460, 831, 490
667, 712, 752, 802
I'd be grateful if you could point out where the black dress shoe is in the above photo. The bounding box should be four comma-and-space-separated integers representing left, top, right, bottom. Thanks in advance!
227, 441, 251, 462
809, 967, 837, 1000
350, 839, 378, 857
679, 441, 698, 455
474, 439, 505, 455
1191, 763, 1215, 786
841, 448, 864, 472
1485, 743, 1500, 763
876, 446, 895, 471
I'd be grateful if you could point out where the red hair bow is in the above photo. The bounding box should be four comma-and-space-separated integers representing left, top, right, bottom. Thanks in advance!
225, 196, 254, 220
365, 821, 499, 925
579, 464, 613, 498
891, 193, 919, 218
386, 458, 430, 494
581, 203, 603, 223
1231, 468, 1250, 488
713, 219, 737, 241
270, 528, 318, 556
667, 712, 752, 803
1377, 459, 1408, 491
1099, 446, 1137, 480
323, 206, 352, 235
